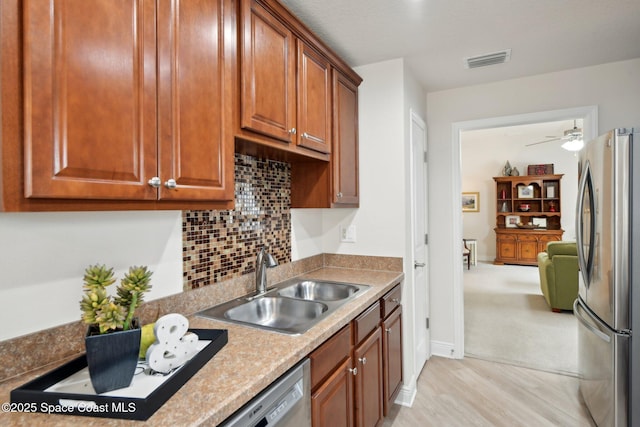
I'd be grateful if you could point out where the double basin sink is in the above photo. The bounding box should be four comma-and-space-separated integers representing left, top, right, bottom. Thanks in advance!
197, 278, 370, 334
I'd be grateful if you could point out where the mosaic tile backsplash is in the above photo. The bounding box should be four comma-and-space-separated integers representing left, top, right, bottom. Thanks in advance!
182, 154, 291, 289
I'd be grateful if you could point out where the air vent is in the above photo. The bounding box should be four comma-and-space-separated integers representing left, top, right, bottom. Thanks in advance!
464, 49, 512, 69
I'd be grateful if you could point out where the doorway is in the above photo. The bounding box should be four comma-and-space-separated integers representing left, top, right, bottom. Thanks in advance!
450, 105, 598, 357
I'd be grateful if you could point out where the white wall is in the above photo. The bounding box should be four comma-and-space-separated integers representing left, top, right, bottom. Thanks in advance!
461, 126, 580, 261
0, 211, 183, 341
293, 58, 427, 405
426, 58, 640, 354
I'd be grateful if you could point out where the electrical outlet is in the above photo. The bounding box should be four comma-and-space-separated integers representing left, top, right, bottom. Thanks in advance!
340, 225, 356, 243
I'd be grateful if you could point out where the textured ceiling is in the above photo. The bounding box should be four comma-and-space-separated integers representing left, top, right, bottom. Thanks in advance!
279, 0, 640, 91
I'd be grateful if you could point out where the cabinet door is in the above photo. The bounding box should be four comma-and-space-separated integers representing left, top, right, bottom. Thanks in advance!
240, 0, 295, 142
297, 40, 331, 154
156, 0, 234, 201
312, 358, 354, 427
383, 307, 403, 415
23, 0, 158, 200
332, 70, 359, 206
496, 234, 517, 262
517, 235, 539, 263
354, 328, 383, 427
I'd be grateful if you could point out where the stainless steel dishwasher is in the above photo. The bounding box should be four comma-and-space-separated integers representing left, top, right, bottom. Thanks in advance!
219, 359, 311, 427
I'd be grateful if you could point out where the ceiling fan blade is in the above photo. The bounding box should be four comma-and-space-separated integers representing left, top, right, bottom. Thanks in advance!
526, 137, 562, 146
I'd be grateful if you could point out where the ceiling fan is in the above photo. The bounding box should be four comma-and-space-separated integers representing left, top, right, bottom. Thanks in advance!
526, 120, 584, 151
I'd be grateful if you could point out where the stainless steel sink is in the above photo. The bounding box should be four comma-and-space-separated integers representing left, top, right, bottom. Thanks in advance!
197, 278, 370, 334
277, 281, 360, 301
224, 297, 328, 332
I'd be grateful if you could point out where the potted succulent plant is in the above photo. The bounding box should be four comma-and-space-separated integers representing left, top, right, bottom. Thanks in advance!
80, 264, 153, 393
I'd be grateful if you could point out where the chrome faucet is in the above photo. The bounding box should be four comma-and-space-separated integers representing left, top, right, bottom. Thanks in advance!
255, 247, 278, 294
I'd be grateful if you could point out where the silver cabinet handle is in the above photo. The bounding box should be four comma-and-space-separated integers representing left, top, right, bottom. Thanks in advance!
386, 328, 392, 334
414, 262, 425, 268
359, 357, 367, 365
289, 127, 296, 135
348, 367, 357, 376
337, 192, 343, 198
148, 177, 161, 188
164, 179, 177, 189
302, 132, 309, 138
391, 298, 400, 303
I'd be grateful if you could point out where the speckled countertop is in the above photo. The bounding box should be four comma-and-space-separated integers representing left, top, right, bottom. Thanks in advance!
0, 267, 403, 426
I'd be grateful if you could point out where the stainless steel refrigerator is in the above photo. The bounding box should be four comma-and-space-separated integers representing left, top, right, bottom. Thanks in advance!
574, 127, 639, 427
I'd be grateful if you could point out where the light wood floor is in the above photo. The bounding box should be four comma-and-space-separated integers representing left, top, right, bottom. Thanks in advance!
382, 356, 595, 427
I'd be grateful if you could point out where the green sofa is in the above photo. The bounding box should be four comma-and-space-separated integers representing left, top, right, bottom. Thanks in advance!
537, 241, 579, 312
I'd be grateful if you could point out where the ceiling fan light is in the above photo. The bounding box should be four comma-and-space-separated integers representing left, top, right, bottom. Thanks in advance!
561, 138, 584, 151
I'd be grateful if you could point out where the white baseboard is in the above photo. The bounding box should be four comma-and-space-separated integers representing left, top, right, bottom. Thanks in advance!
394, 383, 416, 407
431, 340, 456, 358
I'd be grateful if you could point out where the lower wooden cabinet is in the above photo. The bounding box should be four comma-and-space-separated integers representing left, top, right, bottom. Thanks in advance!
382, 306, 403, 415
354, 327, 384, 427
310, 282, 403, 427
312, 357, 354, 427
494, 229, 563, 266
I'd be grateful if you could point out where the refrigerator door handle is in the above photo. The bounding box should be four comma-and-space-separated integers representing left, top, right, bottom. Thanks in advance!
574, 299, 611, 343
575, 160, 595, 286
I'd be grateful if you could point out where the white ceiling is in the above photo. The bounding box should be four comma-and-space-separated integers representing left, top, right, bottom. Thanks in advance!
279, 0, 640, 92
462, 119, 584, 148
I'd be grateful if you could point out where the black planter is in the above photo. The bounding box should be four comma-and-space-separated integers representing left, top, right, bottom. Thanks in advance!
85, 324, 141, 394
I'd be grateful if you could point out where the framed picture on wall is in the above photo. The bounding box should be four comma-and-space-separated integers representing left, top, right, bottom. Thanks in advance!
462, 192, 479, 212
505, 215, 520, 228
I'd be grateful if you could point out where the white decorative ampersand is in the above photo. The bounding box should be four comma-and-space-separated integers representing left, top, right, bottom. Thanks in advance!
146, 313, 199, 374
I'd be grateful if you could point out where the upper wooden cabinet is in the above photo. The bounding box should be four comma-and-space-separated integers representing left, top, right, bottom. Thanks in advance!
296, 40, 332, 154
1, 0, 234, 211
240, 0, 296, 143
331, 70, 359, 207
239, 0, 332, 156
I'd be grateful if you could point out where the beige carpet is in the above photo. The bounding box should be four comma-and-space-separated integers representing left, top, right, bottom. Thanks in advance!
464, 261, 578, 376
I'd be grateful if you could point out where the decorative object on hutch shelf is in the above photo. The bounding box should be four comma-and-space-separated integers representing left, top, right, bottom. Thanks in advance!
517, 185, 534, 198
510, 167, 520, 176
528, 164, 554, 175
532, 218, 548, 228
505, 215, 520, 228
519, 203, 531, 212
502, 161, 512, 176
462, 192, 480, 212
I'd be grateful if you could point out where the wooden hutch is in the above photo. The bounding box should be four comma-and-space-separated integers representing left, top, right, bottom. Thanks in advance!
493, 174, 564, 266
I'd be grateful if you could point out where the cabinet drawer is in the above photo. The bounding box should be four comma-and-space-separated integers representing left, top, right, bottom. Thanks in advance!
381, 284, 402, 318
518, 235, 538, 242
353, 301, 381, 344
309, 324, 351, 390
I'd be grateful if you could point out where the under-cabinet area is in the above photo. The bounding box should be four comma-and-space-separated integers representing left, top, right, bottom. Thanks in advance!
0, 0, 361, 211
0, 267, 404, 426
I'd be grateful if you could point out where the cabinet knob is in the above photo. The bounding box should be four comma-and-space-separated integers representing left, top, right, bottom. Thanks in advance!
337, 192, 343, 198
164, 179, 177, 189
302, 132, 309, 138
359, 357, 367, 365
386, 328, 392, 335
391, 298, 400, 303
289, 127, 297, 135
348, 367, 358, 376
148, 177, 161, 188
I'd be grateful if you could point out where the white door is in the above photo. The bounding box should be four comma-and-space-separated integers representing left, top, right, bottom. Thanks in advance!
410, 110, 429, 372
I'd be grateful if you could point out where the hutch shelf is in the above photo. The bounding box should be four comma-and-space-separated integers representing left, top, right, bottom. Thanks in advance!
493, 174, 564, 266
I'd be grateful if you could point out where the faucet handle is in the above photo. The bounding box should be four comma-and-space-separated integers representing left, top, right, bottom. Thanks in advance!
265, 252, 278, 268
